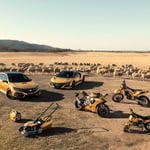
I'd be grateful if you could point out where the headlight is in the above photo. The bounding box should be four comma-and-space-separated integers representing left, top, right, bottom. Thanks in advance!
13, 87, 23, 92
35, 85, 39, 90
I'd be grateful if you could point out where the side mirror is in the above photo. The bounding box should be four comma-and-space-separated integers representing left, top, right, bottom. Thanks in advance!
2, 80, 8, 83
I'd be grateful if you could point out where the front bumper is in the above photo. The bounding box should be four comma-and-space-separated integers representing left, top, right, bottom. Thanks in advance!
50, 81, 72, 89
12, 89, 41, 99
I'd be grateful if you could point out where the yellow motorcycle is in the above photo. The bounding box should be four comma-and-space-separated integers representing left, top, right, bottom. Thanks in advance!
75, 91, 110, 117
124, 108, 150, 132
112, 80, 150, 107
19, 103, 59, 137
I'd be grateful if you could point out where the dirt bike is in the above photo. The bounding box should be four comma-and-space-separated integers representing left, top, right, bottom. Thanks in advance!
124, 108, 150, 132
75, 91, 110, 117
112, 80, 150, 107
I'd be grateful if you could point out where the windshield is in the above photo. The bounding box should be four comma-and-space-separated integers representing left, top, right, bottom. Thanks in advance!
8, 73, 31, 82
56, 71, 74, 78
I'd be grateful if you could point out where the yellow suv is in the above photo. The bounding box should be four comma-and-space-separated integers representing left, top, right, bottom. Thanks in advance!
0, 72, 41, 99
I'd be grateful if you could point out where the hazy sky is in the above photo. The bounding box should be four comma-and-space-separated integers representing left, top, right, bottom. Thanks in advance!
0, 0, 150, 51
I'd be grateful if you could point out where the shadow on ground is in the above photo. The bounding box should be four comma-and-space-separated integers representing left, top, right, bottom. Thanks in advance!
73, 81, 104, 90
41, 127, 76, 137
22, 90, 64, 102
110, 110, 130, 119
17, 119, 33, 123
124, 129, 150, 135
121, 101, 138, 105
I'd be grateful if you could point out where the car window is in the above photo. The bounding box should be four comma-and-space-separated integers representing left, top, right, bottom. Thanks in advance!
56, 71, 74, 78
0, 74, 7, 81
8, 73, 31, 82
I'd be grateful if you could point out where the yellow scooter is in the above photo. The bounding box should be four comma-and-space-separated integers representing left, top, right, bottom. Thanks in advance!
75, 91, 110, 117
19, 103, 59, 137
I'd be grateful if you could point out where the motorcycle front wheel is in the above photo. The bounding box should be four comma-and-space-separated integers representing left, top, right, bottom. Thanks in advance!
145, 122, 150, 131
112, 93, 124, 102
123, 125, 130, 132
137, 95, 150, 107
97, 104, 110, 118
75, 100, 84, 110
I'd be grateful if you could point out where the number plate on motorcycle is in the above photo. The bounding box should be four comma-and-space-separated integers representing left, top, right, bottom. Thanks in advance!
129, 115, 133, 121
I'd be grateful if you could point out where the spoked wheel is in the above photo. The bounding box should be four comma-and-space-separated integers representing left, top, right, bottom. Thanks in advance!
75, 100, 84, 110
137, 96, 150, 107
112, 93, 124, 102
145, 122, 150, 131
97, 104, 110, 118
6, 90, 14, 99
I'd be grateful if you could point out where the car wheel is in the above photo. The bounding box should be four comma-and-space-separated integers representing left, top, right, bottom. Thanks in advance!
6, 90, 14, 99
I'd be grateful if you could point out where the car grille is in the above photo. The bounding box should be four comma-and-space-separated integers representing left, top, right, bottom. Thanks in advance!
22, 88, 37, 93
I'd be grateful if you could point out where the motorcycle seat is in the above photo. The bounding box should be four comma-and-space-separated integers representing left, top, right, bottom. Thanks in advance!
133, 112, 150, 120
140, 116, 150, 120
128, 87, 142, 92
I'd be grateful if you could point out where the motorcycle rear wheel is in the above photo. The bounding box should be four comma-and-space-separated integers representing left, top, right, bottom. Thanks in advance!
145, 122, 150, 131
112, 93, 124, 102
97, 104, 110, 118
137, 95, 150, 107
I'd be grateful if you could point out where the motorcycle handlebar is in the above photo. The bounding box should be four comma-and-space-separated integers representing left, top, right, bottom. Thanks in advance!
129, 108, 134, 113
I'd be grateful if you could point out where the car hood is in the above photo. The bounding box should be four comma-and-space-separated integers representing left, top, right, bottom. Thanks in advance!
51, 77, 73, 83
9, 81, 38, 89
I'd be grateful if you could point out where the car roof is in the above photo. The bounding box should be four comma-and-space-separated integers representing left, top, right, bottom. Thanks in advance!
4, 72, 23, 75
61, 70, 78, 73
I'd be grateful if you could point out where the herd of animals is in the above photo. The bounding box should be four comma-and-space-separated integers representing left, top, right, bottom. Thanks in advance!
0, 62, 150, 80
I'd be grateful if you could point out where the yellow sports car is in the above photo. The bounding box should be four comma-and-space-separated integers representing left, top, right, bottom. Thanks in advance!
0, 72, 41, 99
50, 70, 85, 89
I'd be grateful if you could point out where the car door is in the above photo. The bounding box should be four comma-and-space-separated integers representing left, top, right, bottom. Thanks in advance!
0, 74, 9, 93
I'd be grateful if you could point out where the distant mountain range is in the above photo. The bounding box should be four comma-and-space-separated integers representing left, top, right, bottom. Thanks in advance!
0, 40, 72, 52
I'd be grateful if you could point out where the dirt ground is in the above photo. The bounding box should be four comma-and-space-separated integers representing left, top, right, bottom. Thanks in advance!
0, 52, 150, 150
0, 52, 150, 69
0, 74, 150, 150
